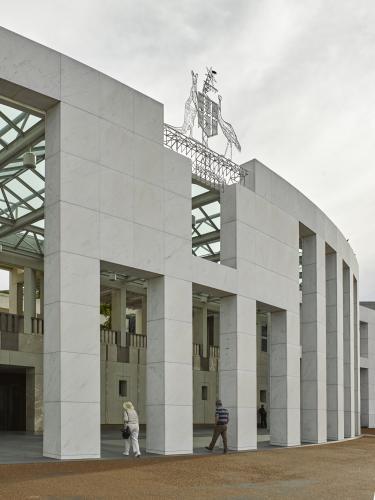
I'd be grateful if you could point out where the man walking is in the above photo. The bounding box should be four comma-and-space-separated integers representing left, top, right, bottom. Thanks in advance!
205, 399, 229, 454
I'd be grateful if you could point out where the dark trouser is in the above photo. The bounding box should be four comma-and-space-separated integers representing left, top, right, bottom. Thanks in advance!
261, 416, 267, 429
208, 424, 227, 451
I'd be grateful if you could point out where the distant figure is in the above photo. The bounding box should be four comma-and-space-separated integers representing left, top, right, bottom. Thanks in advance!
205, 399, 229, 454
123, 401, 141, 458
259, 404, 267, 429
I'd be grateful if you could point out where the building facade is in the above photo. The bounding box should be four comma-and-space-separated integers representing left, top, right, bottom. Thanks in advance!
359, 303, 375, 428
0, 26, 369, 460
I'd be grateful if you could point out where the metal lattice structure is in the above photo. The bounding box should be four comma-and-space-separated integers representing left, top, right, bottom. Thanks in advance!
164, 124, 247, 190
0, 99, 45, 258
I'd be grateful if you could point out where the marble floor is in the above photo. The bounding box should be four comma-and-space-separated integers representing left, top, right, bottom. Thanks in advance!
0, 428, 272, 464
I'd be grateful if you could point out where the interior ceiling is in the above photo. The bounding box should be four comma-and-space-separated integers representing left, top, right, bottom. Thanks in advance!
0, 98, 45, 259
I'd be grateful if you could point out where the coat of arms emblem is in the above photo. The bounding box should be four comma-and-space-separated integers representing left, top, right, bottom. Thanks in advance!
171, 67, 241, 159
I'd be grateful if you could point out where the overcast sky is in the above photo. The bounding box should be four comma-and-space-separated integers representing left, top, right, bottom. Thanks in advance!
0, 0, 374, 299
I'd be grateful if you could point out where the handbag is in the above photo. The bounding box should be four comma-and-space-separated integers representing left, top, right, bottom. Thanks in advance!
122, 426, 131, 439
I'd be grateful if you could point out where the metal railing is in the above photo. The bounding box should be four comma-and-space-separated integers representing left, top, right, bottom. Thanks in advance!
209, 345, 220, 358
126, 332, 147, 348
193, 343, 202, 356
164, 124, 247, 189
0, 312, 23, 333
100, 329, 119, 345
31, 317, 44, 335
100, 329, 147, 349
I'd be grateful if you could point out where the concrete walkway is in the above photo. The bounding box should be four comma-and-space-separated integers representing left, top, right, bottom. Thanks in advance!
0, 428, 271, 464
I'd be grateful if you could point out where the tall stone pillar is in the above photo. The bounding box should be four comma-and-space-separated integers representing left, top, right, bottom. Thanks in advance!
301, 234, 327, 443
270, 310, 301, 446
220, 295, 257, 451
9, 268, 21, 315
135, 309, 142, 334
141, 295, 147, 335
111, 287, 127, 344
202, 302, 208, 357
24, 267, 36, 334
353, 278, 360, 435
325, 252, 344, 440
39, 273, 44, 317
146, 276, 192, 454
44, 102, 100, 459
343, 265, 355, 437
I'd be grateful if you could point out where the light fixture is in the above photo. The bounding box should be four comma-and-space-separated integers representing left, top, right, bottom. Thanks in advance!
200, 293, 209, 303
23, 150, 36, 169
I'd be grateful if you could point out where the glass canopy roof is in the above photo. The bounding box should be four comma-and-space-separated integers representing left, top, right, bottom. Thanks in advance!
0, 100, 45, 258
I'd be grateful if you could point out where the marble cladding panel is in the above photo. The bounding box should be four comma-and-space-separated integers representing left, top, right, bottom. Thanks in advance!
163, 190, 191, 239
227, 407, 257, 450
134, 91, 163, 144
99, 168, 134, 220
99, 213, 133, 265
60, 103, 100, 162
61, 56, 100, 115
0, 27, 61, 100
44, 351, 100, 403
164, 234, 192, 281
98, 73, 135, 131
99, 119, 134, 176
59, 402, 101, 458
163, 149, 191, 199
46, 152, 100, 210
133, 134, 164, 187
44, 252, 99, 307
164, 405, 193, 454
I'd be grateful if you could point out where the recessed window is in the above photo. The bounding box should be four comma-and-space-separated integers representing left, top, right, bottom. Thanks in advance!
260, 390, 266, 403
202, 385, 208, 401
119, 380, 127, 397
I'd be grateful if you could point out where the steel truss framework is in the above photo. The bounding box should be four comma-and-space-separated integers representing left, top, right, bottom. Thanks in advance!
164, 124, 247, 190
164, 124, 247, 262
0, 99, 45, 259
191, 186, 220, 261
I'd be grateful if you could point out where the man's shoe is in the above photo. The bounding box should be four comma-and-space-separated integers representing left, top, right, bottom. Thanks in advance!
122, 452, 129, 456
135, 453, 141, 458
205, 446, 212, 451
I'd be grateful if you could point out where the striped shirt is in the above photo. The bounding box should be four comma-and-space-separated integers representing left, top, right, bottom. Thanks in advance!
215, 406, 229, 425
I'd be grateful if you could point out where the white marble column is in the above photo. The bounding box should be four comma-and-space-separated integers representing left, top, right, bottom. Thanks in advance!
326, 252, 344, 440
146, 275, 192, 454
111, 287, 127, 344
368, 321, 375, 428
343, 265, 355, 437
135, 309, 142, 335
202, 302, 208, 358
39, 273, 44, 317
44, 102, 100, 459
141, 295, 147, 336
270, 310, 301, 446
353, 278, 360, 435
219, 295, 257, 451
24, 267, 36, 334
9, 268, 20, 315
301, 234, 327, 443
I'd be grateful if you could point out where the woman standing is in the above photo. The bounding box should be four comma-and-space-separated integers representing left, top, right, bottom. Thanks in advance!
123, 401, 141, 458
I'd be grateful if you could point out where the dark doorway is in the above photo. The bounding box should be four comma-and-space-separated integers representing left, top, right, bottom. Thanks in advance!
0, 366, 26, 431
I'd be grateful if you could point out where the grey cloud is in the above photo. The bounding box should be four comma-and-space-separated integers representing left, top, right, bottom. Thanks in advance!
0, 0, 374, 297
